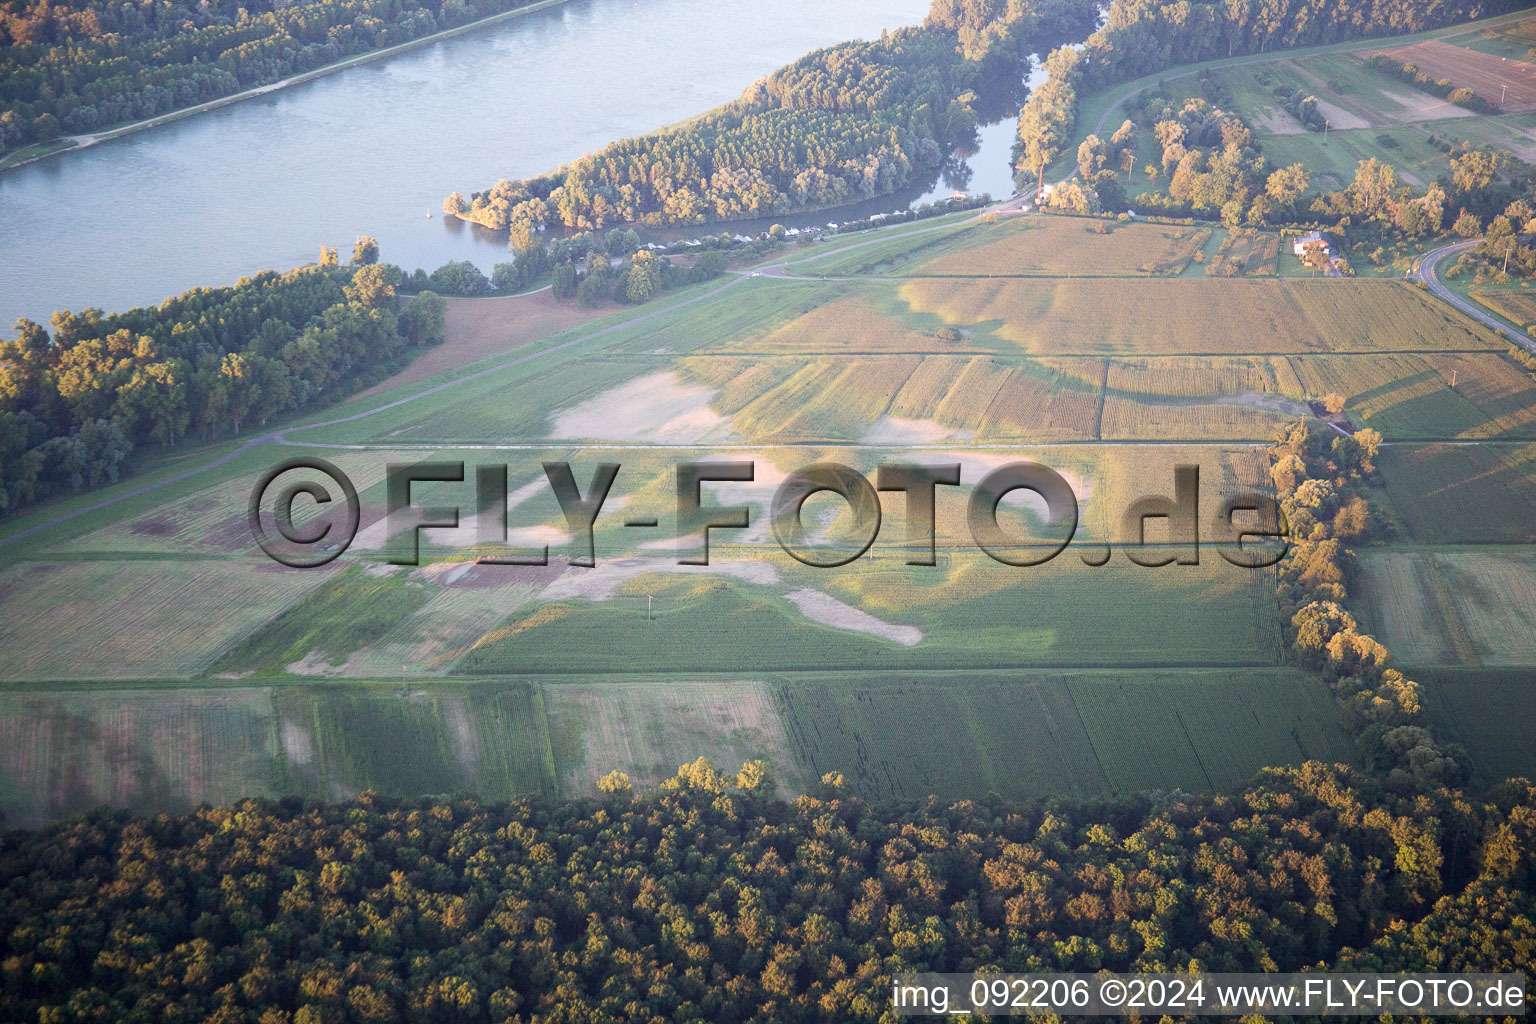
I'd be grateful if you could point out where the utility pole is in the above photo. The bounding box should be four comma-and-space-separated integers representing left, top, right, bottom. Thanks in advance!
1451, 367, 1458, 390
646, 594, 653, 620
1503, 82, 1508, 108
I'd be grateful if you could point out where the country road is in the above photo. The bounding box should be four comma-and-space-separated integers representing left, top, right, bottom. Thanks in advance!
1415, 238, 1536, 355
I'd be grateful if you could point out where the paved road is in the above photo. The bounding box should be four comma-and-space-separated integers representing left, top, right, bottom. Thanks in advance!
1415, 238, 1536, 355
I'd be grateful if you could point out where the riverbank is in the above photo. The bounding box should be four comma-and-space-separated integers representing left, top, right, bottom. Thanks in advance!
0, 0, 578, 175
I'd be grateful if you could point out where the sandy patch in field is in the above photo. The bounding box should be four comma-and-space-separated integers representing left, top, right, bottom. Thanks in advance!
1250, 106, 1309, 135
860, 416, 971, 444
281, 720, 315, 765
1214, 391, 1312, 416
696, 454, 795, 543
285, 652, 350, 676
1311, 97, 1371, 130
1376, 88, 1473, 122
539, 556, 780, 602
785, 588, 922, 645
549, 370, 738, 443
351, 291, 608, 400
640, 532, 704, 551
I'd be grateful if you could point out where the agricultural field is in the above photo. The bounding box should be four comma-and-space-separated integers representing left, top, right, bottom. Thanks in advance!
0, 560, 332, 680
9, 197, 1536, 824
1374, 442, 1536, 544
769, 670, 1352, 801
1421, 668, 1536, 784
1358, 548, 1536, 667
897, 278, 1503, 355
1448, 15, 1536, 62
1100, 356, 1306, 439
1371, 40, 1536, 111
909, 217, 1213, 278
1285, 351, 1536, 439
1472, 286, 1536, 327
0, 682, 554, 827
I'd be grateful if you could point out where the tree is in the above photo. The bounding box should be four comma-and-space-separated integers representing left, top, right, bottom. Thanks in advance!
597, 770, 633, 795
344, 264, 398, 308
351, 236, 379, 265
1323, 393, 1346, 415
624, 250, 661, 302
399, 292, 447, 346
551, 263, 578, 301
576, 273, 608, 306
1453, 209, 1483, 238
443, 192, 467, 215
319, 246, 339, 267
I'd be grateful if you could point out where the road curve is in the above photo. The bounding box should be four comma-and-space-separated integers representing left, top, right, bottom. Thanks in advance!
1415, 238, 1536, 355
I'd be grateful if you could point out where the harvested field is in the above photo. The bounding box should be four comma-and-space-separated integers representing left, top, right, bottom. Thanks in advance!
913, 217, 1212, 277
353, 291, 607, 399
0, 561, 332, 681
898, 279, 1500, 355
1372, 39, 1536, 111
1285, 352, 1536, 439
1472, 287, 1536, 326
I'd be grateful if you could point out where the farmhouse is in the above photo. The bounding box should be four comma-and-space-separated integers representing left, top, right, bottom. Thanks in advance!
1292, 231, 1335, 257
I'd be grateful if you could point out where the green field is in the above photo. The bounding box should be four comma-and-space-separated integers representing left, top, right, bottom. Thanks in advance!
0, 682, 554, 828
1421, 668, 1536, 784
1357, 548, 1536, 667
1375, 442, 1536, 544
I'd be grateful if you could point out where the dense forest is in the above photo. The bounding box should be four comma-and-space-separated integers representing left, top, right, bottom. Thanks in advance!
448, 0, 1096, 236
0, 762, 1531, 1022
0, 245, 446, 515
0, 0, 564, 155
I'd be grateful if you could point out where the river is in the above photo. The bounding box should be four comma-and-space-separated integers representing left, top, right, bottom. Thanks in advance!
0, 0, 1027, 328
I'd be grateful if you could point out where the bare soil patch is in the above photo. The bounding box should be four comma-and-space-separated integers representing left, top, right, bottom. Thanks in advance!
785, 588, 922, 645
352, 291, 606, 400
548, 370, 737, 443
1373, 40, 1536, 111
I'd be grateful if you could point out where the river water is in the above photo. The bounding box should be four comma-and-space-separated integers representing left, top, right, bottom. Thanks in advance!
0, 0, 1026, 328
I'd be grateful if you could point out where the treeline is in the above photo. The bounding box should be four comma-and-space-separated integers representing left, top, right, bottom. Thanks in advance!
1014, 0, 1525, 192
0, 760, 1531, 1022
0, 245, 446, 515
1265, 418, 1469, 787
0, 0, 558, 156
449, 0, 1095, 235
